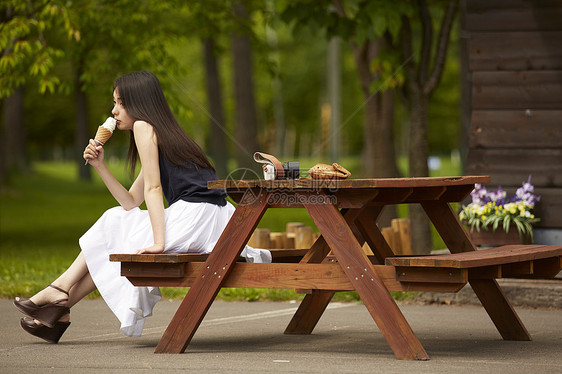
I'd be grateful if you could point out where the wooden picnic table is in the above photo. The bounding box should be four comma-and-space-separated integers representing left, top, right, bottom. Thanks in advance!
110, 176, 562, 360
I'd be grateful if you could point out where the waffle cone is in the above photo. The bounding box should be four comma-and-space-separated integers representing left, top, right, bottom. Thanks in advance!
94, 126, 113, 144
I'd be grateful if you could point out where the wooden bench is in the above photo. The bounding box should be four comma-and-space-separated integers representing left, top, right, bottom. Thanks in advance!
110, 244, 561, 294
110, 249, 427, 293
385, 244, 562, 286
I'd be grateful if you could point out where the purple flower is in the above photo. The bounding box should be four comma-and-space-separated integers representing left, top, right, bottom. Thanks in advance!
514, 176, 541, 207
469, 176, 540, 208
488, 186, 507, 204
471, 184, 488, 205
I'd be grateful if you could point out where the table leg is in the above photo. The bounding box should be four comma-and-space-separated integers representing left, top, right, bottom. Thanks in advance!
305, 199, 429, 360
355, 207, 395, 263
284, 292, 334, 334
470, 279, 531, 340
420, 201, 476, 253
421, 201, 531, 341
154, 191, 270, 353
284, 208, 363, 336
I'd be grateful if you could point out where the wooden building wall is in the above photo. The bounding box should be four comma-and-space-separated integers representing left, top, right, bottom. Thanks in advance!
463, 0, 562, 228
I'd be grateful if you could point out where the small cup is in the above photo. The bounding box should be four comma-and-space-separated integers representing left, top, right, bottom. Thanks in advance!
264, 164, 275, 180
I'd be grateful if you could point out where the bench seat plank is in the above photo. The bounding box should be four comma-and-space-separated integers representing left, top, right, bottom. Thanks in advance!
385, 245, 562, 269
119, 262, 466, 293
110, 248, 310, 264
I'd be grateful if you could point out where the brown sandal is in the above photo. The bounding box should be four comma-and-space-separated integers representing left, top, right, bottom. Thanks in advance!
13, 285, 70, 328
20, 315, 71, 344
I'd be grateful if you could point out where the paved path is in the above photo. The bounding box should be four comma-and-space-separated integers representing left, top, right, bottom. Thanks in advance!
1, 299, 561, 373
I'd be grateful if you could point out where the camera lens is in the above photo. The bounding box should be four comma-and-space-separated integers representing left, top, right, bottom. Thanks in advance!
282, 161, 299, 179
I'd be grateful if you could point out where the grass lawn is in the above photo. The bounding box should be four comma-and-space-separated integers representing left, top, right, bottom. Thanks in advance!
0, 156, 461, 302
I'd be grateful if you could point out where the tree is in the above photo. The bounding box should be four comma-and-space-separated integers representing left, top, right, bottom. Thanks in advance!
231, 1, 261, 172
399, 0, 459, 253
0, 1, 74, 98
61, 1, 187, 179
2, 86, 25, 181
1, 0, 190, 181
330, 1, 405, 180
332, 1, 411, 226
281, 0, 410, 224
203, 38, 228, 178
282, 1, 459, 249
0, 1, 75, 183
180, 0, 266, 174
187, 0, 235, 178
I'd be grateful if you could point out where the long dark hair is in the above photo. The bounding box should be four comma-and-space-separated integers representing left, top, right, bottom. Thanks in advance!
113, 71, 215, 177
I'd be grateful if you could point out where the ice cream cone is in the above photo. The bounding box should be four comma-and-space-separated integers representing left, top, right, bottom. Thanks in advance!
85, 117, 116, 165
94, 126, 113, 145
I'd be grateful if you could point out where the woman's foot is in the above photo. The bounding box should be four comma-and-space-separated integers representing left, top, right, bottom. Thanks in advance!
14, 285, 70, 328
20, 314, 71, 344
28, 313, 70, 325
22, 284, 69, 306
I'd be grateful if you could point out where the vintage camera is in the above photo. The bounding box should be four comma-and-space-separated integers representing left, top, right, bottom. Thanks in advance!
282, 161, 299, 179
254, 152, 300, 180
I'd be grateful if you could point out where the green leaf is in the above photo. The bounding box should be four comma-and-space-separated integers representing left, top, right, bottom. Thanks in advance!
513, 219, 525, 235
503, 216, 511, 232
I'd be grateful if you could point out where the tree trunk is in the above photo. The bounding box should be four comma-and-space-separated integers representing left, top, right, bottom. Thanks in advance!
74, 65, 91, 180
2, 86, 28, 179
408, 93, 433, 254
354, 40, 399, 179
265, 14, 286, 157
328, 37, 341, 162
354, 39, 400, 227
399, 1, 458, 254
203, 38, 228, 178
408, 94, 429, 178
231, 2, 260, 173
331, 2, 400, 226
0, 100, 4, 186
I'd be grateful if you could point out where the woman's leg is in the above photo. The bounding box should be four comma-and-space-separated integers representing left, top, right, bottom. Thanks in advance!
47, 273, 96, 323
28, 251, 89, 306
23, 252, 96, 324
67, 272, 96, 308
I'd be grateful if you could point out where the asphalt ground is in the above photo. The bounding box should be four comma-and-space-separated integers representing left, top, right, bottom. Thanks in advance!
1, 298, 561, 373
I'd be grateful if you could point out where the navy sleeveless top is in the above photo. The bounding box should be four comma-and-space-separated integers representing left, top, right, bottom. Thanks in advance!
158, 153, 227, 207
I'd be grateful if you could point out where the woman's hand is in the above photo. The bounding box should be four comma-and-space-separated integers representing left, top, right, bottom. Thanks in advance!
135, 243, 165, 255
83, 139, 105, 166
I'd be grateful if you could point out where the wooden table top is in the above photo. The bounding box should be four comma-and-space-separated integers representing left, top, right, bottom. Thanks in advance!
208, 176, 491, 190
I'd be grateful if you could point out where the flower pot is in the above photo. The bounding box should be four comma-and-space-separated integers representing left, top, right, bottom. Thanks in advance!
466, 226, 531, 247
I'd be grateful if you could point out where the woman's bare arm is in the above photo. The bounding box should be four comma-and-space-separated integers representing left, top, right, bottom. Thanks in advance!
132, 121, 166, 254
84, 139, 145, 210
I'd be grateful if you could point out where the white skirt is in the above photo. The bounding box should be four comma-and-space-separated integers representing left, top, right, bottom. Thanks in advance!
80, 200, 271, 337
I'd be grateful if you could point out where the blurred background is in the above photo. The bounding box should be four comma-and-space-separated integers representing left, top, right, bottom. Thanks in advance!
0, 0, 463, 180
1, 0, 468, 297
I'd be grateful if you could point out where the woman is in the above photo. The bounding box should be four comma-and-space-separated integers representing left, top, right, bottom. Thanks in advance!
14, 71, 271, 343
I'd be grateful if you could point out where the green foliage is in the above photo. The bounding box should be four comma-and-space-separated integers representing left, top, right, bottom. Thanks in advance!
281, 0, 415, 54
460, 202, 539, 240
0, 0, 75, 97
280, 0, 413, 51
369, 49, 406, 92
2, 0, 464, 176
